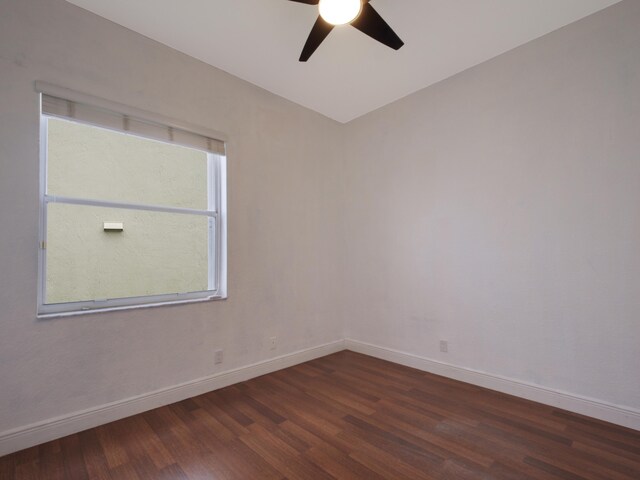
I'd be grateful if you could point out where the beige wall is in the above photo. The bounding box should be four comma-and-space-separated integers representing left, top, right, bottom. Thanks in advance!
46, 118, 209, 303
0, 0, 346, 438
343, 0, 640, 410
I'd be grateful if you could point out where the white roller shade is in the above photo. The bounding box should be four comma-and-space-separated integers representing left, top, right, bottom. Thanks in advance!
41, 94, 225, 155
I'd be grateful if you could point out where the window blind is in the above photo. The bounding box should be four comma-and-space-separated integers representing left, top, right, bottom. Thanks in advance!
41, 94, 225, 155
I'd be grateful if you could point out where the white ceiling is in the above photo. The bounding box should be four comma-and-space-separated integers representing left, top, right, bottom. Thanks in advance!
66, 0, 621, 123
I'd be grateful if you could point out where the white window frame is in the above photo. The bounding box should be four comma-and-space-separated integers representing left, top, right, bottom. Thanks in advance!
36, 84, 227, 318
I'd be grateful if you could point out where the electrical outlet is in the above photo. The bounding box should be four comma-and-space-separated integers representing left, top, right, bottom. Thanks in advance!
214, 349, 223, 364
439, 340, 448, 353
269, 336, 277, 351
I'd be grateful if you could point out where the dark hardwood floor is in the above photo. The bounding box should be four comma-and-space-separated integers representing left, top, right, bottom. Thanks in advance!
1, 350, 639, 479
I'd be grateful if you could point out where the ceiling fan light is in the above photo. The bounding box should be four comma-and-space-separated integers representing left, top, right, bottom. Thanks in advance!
319, 0, 362, 26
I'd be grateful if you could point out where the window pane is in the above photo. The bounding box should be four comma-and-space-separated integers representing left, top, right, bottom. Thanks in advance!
45, 203, 211, 304
47, 118, 209, 210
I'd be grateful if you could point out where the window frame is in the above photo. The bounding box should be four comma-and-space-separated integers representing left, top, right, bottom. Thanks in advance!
36, 85, 227, 318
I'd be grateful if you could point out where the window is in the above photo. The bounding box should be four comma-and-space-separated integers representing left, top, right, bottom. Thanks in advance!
38, 88, 227, 316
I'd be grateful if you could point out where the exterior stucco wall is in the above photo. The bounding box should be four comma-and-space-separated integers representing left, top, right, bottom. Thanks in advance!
46, 118, 210, 303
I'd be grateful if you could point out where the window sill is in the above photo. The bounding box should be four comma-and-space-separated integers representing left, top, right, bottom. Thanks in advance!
37, 294, 227, 319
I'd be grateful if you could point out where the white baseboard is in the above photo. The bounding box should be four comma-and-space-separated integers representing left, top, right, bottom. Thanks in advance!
2, 337, 637, 457
345, 339, 640, 431
0, 339, 345, 457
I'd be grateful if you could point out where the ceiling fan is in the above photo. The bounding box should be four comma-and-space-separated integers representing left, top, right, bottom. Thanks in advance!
288, 0, 404, 62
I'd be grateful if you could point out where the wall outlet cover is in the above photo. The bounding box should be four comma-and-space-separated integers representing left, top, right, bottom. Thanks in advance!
214, 350, 223, 364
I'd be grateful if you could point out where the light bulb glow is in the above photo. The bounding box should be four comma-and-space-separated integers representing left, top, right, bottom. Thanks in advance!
319, 0, 362, 26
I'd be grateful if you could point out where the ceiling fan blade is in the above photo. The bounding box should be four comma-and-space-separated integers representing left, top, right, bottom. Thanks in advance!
350, 3, 404, 51
288, 0, 319, 4
299, 16, 334, 62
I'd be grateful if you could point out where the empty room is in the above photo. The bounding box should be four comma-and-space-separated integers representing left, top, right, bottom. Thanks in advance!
0, 0, 639, 478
